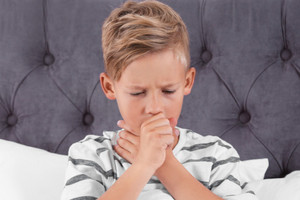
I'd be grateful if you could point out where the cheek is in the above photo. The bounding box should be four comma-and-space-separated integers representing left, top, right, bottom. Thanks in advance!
164, 94, 184, 119
118, 98, 132, 114
117, 98, 144, 132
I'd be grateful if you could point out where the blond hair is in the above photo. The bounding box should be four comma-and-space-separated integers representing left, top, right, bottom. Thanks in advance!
102, 0, 190, 80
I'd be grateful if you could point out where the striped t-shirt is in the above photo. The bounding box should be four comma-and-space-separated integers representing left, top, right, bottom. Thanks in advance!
61, 127, 257, 200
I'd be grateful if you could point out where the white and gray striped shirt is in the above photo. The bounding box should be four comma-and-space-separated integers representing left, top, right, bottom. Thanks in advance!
61, 127, 257, 200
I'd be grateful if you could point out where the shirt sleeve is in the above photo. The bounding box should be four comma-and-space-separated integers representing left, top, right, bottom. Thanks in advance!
208, 139, 258, 200
60, 138, 110, 200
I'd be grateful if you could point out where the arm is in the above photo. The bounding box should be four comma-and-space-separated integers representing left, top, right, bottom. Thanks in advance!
116, 121, 222, 200
116, 122, 257, 200
115, 127, 259, 200
62, 151, 154, 200
98, 162, 154, 200
100, 113, 174, 200
61, 139, 156, 200
61, 114, 173, 200
155, 149, 223, 200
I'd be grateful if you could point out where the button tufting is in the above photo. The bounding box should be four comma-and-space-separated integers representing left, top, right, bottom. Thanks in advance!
83, 113, 94, 126
7, 114, 18, 126
44, 53, 55, 65
280, 48, 292, 61
201, 50, 212, 63
239, 111, 251, 124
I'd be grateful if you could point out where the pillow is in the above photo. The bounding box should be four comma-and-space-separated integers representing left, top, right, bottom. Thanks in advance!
239, 158, 269, 182
246, 171, 300, 200
0, 139, 68, 200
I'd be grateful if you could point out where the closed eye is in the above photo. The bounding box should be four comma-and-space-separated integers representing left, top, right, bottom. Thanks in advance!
130, 91, 145, 96
163, 90, 176, 94
130, 90, 176, 96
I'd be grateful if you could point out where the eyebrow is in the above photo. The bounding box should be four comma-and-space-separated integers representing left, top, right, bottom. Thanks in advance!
126, 82, 181, 90
126, 86, 145, 90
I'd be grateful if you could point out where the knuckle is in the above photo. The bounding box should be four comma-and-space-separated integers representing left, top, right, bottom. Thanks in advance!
166, 126, 172, 133
157, 134, 164, 141
117, 138, 125, 146
115, 146, 123, 154
120, 131, 127, 139
160, 135, 174, 144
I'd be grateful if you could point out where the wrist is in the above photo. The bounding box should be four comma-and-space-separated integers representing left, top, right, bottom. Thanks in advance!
132, 161, 156, 177
155, 150, 176, 177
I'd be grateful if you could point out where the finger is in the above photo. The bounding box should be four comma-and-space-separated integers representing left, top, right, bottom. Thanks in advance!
151, 125, 173, 135
145, 118, 171, 131
174, 128, 180, 136
114, 145, 134, 164
119, 130, 139, 146
142, 113, 166, 128
159, 134, 174, 146
117, 137, 137, 155
117, 120, 136, 135
168, 118, 180, 136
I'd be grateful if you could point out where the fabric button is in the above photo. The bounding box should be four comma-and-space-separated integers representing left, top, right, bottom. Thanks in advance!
44, 53, 55, 65
201, 50, 212, 63
7, 114, 18, 126
239, 111, 251, 124
83, 113, 94, 126
280, 48, 292, 61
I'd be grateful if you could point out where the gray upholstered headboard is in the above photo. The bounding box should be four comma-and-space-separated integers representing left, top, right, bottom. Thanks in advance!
0, 0, 299, 179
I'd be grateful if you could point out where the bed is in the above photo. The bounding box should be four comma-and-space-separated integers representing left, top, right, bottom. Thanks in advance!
0, 0, 299, 199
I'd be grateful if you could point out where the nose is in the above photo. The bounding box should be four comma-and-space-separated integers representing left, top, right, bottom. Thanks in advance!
145, 92, 163, 115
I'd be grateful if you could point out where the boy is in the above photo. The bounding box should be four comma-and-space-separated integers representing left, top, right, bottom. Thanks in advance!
61, 1, 258, 199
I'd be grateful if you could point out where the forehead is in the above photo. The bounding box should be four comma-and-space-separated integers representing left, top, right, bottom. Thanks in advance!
118, 49, 186, 85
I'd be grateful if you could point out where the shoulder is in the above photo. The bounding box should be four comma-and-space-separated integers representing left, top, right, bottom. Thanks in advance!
178, 127, 239, 158
179, 127, 232, 147
68, 131, 117, 158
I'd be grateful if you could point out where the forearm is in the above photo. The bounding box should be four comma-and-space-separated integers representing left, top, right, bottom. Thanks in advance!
155, 154, 223, 200
98, 163, 154, 200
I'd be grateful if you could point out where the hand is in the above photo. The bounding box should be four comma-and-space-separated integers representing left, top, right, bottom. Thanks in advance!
114, 113, 175, 172
114, 122, 140, 164
115, 117, 179, 164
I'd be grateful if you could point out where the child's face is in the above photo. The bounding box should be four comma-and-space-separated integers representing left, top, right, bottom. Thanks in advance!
100, 49, 195, 135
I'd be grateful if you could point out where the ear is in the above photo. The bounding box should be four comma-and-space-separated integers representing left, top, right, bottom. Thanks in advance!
100, 72, 116, 100
183, 67, 196, 95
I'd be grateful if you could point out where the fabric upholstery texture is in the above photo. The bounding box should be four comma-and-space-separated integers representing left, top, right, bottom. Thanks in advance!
0, 0, 299, 178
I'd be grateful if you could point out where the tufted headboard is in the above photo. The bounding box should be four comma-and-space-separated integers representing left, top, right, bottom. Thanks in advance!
0, 0, 300, 179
